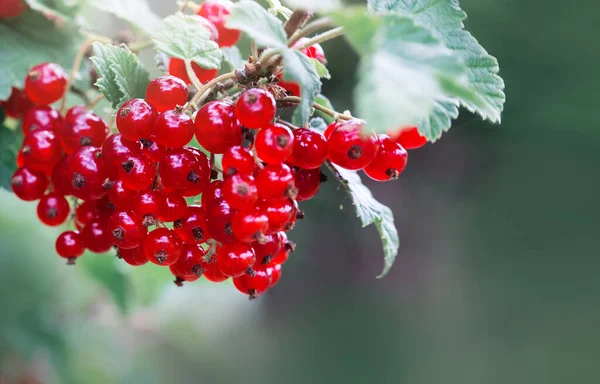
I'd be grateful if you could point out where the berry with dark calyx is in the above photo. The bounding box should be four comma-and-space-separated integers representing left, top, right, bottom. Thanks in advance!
24, 62, 67, 105
293, 37, 327, 64
257, 198, 294, 233
201, 258, 229, 282
65, 105, 86, 119
22, 106, 62, 135
270, 232, 293, 265
233, 264, 272, 298
67, 147, 107, 201
95, 194, 116, 218
205, 199, 238, 244
223, 174, 258, 209
276, 72, 301, 97
268, 263, 282, 287
20, 129, 62, 174
294, 167, 324, 201
117, 246, 148, 266
140, 139, 166, 162
118, 154, 156, 191
101, 133, 143, 171
168, 58, 218, 85
153, 110, 195, 149
158, 148, 196, 190
222, 145, 254, 176
287, 128, 328, 169
252, 232, 282, 265
160, 192, 188, 222
51, 157, 73, 196
3, 87, 33, 118
116, 98, 157, 141
11, 167, 48, 201
143, 228, 183, 266
179, 149, 211, 197
56, 231, 85, 265
146, 75, 188, 112
201, 180, 224, 207
389, 126, 427, 150
194, 100, 242, 154
196, 0, 241, 47
256, 163, 297, 201
169, 244, 207, 284
173, 205, 208, 244
255, 123, 294, 164
235, 88, 276, 129
232, 206, 269, 244
80, 220, 113, 253
58, 109, 109, 154
108, 210, 148, 249
364, 134, 408, 181
327, 120, 380, 170
75, 200, 99, 228
215, 242, 256, 278
106, 179, 136, 209
37, 192, 70, 226
133, 189, 165, 226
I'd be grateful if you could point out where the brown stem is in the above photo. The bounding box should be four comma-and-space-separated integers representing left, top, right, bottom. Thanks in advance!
284, 10, 311, 38
85, 93, 105, 111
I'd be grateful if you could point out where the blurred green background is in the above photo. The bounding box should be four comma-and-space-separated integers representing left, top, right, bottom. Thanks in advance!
2, 0, 599, 383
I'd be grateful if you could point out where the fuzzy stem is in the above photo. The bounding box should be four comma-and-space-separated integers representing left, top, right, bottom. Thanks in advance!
251, 40, 259, 60
282, 96, 353, 121
287, 17, 333, 47
85, 93, 105, 111
185, 72, 238, 112
184, 59, 204, 91
284, 9, 309, 37
294, 26, 344, 51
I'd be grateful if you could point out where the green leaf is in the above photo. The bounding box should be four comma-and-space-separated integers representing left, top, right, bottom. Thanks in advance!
79, 253, 130, 314
225, 0, 287, 48
24, 0, 82, 24
87, 0, 162, 36
281, 49, 322, 126
309, 58, 331, 80
329, 8, 380, 54
369, 0, 505, 138
0, 10, 84, 100
0, 126, 23, 190
308, 117, 328, 132
153, 12, 222, 70
328, 164, 399, 278
314, 94, 335, 124
222, 46, 245, 70
90, 43, 150, 109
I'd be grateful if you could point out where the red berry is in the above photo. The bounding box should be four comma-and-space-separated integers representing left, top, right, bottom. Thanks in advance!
271, 233, 293, 265
3, 88, 33, 119
11, 167, 48, 201
222, 145, 254, 176
168, 58, 218, 85
287, 128, 327, 169
116, 98, 157, 141
143, 228, 183, 265
37, 192, 70, 226
58, 109, 109, 154
294, 167, 323, 201
56, 231, 85, 264
67, 147, 107, 201
257, 198, 294, 233
65, 105, 86, 119
293, 37, 326, 64
51, 157, 73, 196
179, 149, 211, 197
196, 15, 219, 42
118, 246, 148, 266
80, 220, 113, 253
160, 192, 188, 222
106, 179, 136, 209
24, 62, 67, 105
201, 180, 224, 207
327, 121, 379, 170
20, 129, 62, 174
146, 75, 188, 112
235, 88, 276, 129
173, 205, 208, 244
323, 120, 343, 139
255, 163, 296, 201
108, 210, 148, 249
231, 206, 269, 243
390, 126, 427, 149
223, 174, 258, 209
255, 123, 294, 164
118, 154, 156, 191
201, 259, 229, 282
101, 133, 143, 172
95, 194, 116, 218
22, 106, 63, 135
364, 134, 408, 181
132, 189, 165, 225
252, 232, 282, 265
153, 110, 195, 148
205, 199, 237, 244
140, 139, 166, 162
233, 264, 272, 298
75, 200, 98, 228
0, 0, 27, 19
194, 100, 242, 154
276, 72, 301, 96
169, 244, 206, 283
158, 148, 195, 190
269, 263, 282, 287
215, 242, 256, 277
197, 0, 240, 47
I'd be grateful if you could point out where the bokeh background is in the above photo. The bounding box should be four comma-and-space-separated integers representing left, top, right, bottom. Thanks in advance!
2, 0, 599, 383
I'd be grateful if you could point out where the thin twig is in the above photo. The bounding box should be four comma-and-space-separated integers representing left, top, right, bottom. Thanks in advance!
251, 40, 259, 60
185, 72, 238, 112
282, 96, 353, 121
294, 27, 344, 51
85, 93, 105, 111
283, 9, 309, 37
287, 17, 333, 47
184, 59, 204, 91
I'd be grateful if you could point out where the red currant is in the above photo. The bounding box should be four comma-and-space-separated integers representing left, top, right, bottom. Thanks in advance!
80, 220, 113, 253
257, 198, 294, 233
22, 106, 62, 135
205, 199, 238, 244
197, 0, 241, 47
233, 265, 272, 298
56, 231, 85, 264
146, 75, 188, 112
21, 129, 62, 174
106, 179, 135, 209
196, 15, 219, 42
168, 58, 218, 85
323, 120, 343, 139
11, 167, 48, 201
174, 205, 208, 244
159, 192, 188, 222
101, 133, 143, 172
256, 163, 296, 200
95, 194, 116, 218
232, 206, 269, 243
108, 210, 148, 249
75, 200, 98, 228
276, 72, 301, 96
223, 174, 258, 210
3, 88, 33, 118
252, 232, 282, 265
58, 110, 109, 154
287, 128, 327, 169
390, 126, 427, 150
153, 110, 195, 148
364, 134, 408, 181
24, 62, 67, 105
293, 37, 326, 64
201, 180, 224, 207
255, 123, 294, 164
37, 192, 70, 226
194, 100, 242, 154
133, 189, 165, 226
235, 88, 276, 129
169, 243, 206, 283
201, 259, 229, 282
67, 147, 107, 200
215, 242, 256, 277
269, 263, 282, 287
117, 246, 149, 266
270, 233, 294, 265
116, 98, 157, 141
140, 139, 166, 162
179, 149, 211, 197
51, 157, 73, 196
118, 154, 156, 191
143, 228, 183, 266
294, 167, 324, 201
327, 121, 380, 170
222, 145, 254, 176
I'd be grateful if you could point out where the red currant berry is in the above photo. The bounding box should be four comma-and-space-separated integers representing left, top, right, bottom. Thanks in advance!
153, 110, 195, 148
201, 180, 224, 207
271, 233, 294, 265
56, 231, 85, 264
143, 228, 183, 265
80, 220, 113, 253
194, 100, 242, 154
118, 154, 155, 191
58, 110, 109, 154
233, 265, 272, 298
117, 246, 149, 266
168, 58, 218, 85
95, 194, 116, 218
11, 167, 48, 201
235, 88, 276, 129
257, 199, 294, 233
197, 0, 240, 47
179, 149, 211, 197
169, 243, 206, 283
133, 189, 165, 226
390, 126, 427, 149
116, 98, 157, 141
160, 192, 188, 222
3, 88, 33, 119
327, 121, 380, 170
24, 62, 67, 105
21, 129, 62, 174
101, 133, 143, 172
75, 200, 98, 228
255, 123, 294, 164
140, 139, 166, 162
67, 147, 107, 201
108, 210, 148, 249
201, 259, 229, 282
196, 15, 219, 42
146, 75, 188, 112
216, 242, 256, 278
22, 106, 62, 135
287, 128, 327, 169
173, 205, 208, 244
65, 105, 86, 119
252, 232, 282, 265
256, 163, 297, 200
364, 134, 408, 181
158, 148, 195, 190
269, 263, 282, 287
276, 72, 301, 96
294, 167, 324, 201
222, 145, 254, 176
323, 120, 343, 139
205, 199, 238, 244
232, 206, 269, 243
223, 174, 258, 209
293, 37, 326, 64
106, 179, 135, 209
37, 192, 70, 226
51, 157, 73, 196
